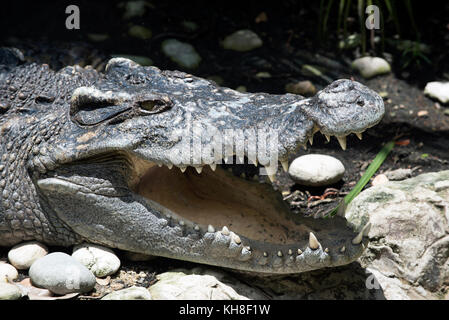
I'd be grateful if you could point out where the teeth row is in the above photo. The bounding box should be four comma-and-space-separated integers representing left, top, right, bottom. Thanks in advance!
175, 218, 367, 256
309, 130, 365, 150
155, 129, 365, 180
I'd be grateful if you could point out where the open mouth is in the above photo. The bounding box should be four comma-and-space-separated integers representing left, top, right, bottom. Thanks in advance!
124, 152, 370, 271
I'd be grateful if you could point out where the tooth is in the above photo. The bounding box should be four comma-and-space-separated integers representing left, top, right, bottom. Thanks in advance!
336, 201, 347, 217
324, 248, 329, 253
288, 249, 293, 255
309, 232, 320, 250
251, 158, 258, 166
355, 132, 363, 140
340, 246, 346, 253
267, 174, 276, 183
277, 251, 283, 257
336, 136, 347, 150
303, 144, 307, 150
180, 166, 187, 173
158, 163, 162, 167
221, 226, 230, 236
194, 225, 200, 231
195, 166, 203, 174
209, 163, 216, 171
363, 222, 372, 236
352, 230, 363, 245
297, 249, 303, 255
281, 160, 289, 172
167, 163, 173, 169
308, 136, 314, 145
232, 233, 241, 244
352, 223, 371, 245
207, 225, 215, 233
179, 220, 185, 226
325, 134, 331, 142
263, 252, 268, 257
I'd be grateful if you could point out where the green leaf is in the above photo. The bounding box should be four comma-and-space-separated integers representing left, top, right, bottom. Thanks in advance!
327, 141, 395, 217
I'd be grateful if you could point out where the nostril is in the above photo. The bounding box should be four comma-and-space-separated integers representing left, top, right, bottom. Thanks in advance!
357, 100, 365, 107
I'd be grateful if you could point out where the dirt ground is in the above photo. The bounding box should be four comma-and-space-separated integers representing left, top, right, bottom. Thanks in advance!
1, 1, 448, 299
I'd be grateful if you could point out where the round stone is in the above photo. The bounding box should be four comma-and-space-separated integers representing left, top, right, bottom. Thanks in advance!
351, 56, 391, 79
0, 283, 22, 300
72, 243, 121, 277
0, 263, 18, 283
288, 154, 345, 187
29, 252, 96, 295
8, 241, 48, 270
161, 39, 201, 69
221, 29, 263, 52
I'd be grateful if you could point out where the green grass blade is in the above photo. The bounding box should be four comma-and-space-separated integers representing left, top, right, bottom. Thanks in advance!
327, 140, 395, 217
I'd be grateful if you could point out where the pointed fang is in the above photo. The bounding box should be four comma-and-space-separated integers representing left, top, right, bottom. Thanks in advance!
281, 160, 289, 172
355, 132, 363, 140
309, 232, 320, 250
336, 136, 347, 150
352, 222, 371, 245
195, 166, 203, 174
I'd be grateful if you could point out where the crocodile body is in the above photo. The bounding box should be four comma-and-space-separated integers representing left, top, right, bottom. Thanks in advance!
0, 48, 384, 274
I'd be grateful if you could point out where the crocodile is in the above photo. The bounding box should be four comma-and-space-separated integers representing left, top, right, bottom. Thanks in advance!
0, 47, 383, 274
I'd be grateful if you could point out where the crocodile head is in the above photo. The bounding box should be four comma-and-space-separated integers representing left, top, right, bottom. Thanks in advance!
32, 58, 383, 274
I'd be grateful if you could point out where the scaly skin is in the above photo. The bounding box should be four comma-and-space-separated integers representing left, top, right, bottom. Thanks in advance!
0, 48, 384, 274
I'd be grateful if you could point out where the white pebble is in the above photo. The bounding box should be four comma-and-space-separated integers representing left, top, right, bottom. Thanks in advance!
288, 154, 345, 187
0, 263, 18, 283
72, 243, 121, 277
8, 241, 48, 270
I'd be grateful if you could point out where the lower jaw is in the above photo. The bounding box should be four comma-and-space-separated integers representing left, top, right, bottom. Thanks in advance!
130, 161, 369, 273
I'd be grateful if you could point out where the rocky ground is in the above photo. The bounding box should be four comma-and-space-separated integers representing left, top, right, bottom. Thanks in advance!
1, 1, 449, 300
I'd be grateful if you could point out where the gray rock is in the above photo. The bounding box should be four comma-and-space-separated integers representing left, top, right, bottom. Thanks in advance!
8, 241, 48, 270
288, 154, 345, 186
29, 252, 96, 295
161, 39, 201, 69
221, 30, 263, 52
72, 243, 121, 277
424, 82, 449, 104
351, 57, 391, 79
346, 170, 449, 299
0, 283, 22, 300
384, 168, 413, 181
0, 263, 18, 283
149, 268, 260, 300
101, 286, 152, 300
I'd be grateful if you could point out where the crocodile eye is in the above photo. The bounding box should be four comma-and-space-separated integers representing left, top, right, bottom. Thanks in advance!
137, 96, 172, 114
